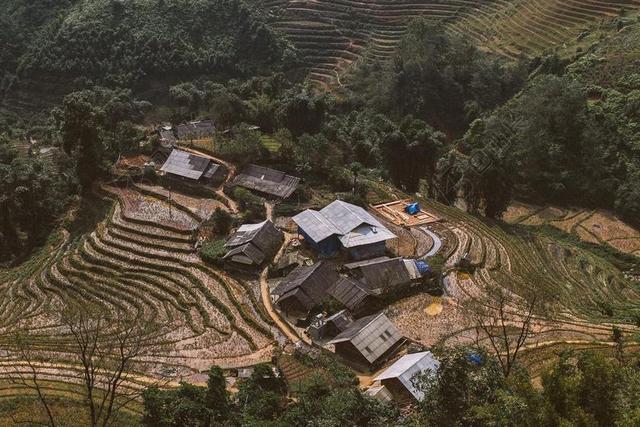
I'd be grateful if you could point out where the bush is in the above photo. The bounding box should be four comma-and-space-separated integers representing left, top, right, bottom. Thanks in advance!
207, 208, 235, 235
233, 187, 266, 222
200, 238, 227, 266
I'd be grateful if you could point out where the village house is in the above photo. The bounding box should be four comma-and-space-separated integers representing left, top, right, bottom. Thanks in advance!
232, 164, 300, 199
271, 261, 340, 317
372, 351, 440, 402
293, 200, 397, 260
328, 312, 403, 370
160, 148, 226, 184
175, 119, 216, 141
344, 256, 429, 295
223, 220, 283, 269
326, 276, 380, 317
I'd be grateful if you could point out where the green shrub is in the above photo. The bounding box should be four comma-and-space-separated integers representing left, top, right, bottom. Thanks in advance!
200, 238, 227, 266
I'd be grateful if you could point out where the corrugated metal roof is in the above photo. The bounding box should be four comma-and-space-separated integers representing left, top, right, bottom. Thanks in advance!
272, 261, 340, 310
292, 210, 341, 242
354, 257, 413, 292
175, 119, 215, 140
232, 164, 300, 198
160, 149, 213, 180
327, 277, 375, 312
374, 351, 440, 401
329, 313, 402, 364
223, 243, 265, 265
224, 221, 283, 266
293, 200, 396, 247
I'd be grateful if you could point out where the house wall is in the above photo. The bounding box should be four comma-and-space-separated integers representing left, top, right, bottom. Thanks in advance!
346, 241, 387, 260
276, 296, 309, 317
381, 378, 414, 402
334, 342, 372, 371
299, 228, 340, 258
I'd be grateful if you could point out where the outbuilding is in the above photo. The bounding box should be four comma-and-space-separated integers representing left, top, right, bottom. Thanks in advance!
328, 312, 403, 370
373, 351, 440, 402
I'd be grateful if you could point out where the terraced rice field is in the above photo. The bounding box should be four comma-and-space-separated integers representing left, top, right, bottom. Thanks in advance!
0, 184, 275, 406
385, 193, 640, 369
264, 0, 640, 85
504, 201, 640, 256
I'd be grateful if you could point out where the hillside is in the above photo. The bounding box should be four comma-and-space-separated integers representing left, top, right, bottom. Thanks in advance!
265, 0, 640, 86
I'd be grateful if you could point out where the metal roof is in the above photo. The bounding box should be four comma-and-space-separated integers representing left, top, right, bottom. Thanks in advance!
374, 351, 440, 401
293, 200, 396, 247
232, 164, 300, 198
272, 261, 340, 311
175, 119, 215, 140
160, 149, 213, 180
354, 257, 414, 292
224, 221, 283, 266
327, 277, 375, 312
329, 313, 402, 364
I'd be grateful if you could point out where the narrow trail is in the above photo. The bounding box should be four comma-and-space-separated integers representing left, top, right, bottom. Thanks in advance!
258, 233, 309, 345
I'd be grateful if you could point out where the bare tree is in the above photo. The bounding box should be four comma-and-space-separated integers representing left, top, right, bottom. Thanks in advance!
61, 304, 168, 427
3, 332, 57, 427
3, 304, 169, 427
463, 282, 552, 378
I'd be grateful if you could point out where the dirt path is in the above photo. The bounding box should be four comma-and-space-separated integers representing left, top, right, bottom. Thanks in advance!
177, 146, 239, 214
259, 233, 309, 345
265, 201, 274, 222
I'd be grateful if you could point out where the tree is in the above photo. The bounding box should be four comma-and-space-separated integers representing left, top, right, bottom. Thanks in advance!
463, 283, 552, 378
205, 366, 230, 424
60, 305, 168, 427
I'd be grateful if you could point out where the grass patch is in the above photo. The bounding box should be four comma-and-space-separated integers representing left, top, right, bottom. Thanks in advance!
260, 133, 281, 153
516, 223, 640, 271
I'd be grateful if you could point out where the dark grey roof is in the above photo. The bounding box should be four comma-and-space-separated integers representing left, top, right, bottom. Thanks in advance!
353, 257, 414, 292
328, 277, 375, 312
325, 309, 353, 332
223, 242, 265, 265
202, 162, 222, 179
272, 261, 340, 311
232, 164, 300, 198
329, 313, 402, 364
175, 119, 215, 140
224, 221, 283, 266
293, 200, 396, 246
160, 149, 216, 180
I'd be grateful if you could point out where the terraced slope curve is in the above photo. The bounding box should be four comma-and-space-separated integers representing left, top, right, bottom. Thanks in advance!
0, 185, 275, 403
265, 0, 640, 85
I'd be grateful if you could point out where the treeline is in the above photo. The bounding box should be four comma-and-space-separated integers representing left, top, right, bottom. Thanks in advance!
139, 347, 640, 426
0, 87, 147, 264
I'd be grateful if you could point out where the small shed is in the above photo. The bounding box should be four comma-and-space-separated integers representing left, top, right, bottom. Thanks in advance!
346, 257, 424, 295
175, 119, 215, 141
327, 277, 380, 317
373, 351, 440, 402
307, 309, 354, 340
328, 312, 403, 370
223, 220, 283, 268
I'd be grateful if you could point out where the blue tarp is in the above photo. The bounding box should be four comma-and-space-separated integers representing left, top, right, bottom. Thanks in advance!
405, 202, 420, 215
415, 260, 431, 275
467, 353, 484, 366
